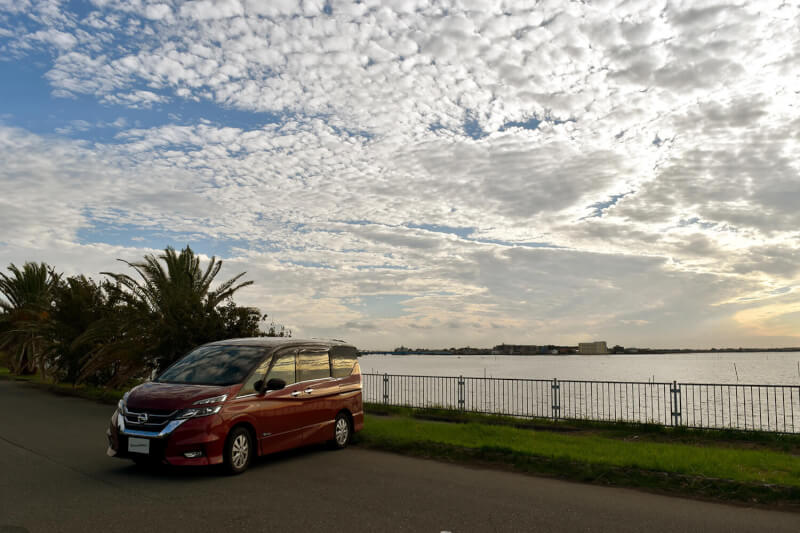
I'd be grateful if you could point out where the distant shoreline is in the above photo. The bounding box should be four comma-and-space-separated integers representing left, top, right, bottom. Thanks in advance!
361, 348, 800, 356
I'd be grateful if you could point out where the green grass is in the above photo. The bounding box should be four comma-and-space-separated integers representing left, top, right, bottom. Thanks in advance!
364, 403, 800, 454
361, 415, 800, 487
358, 414, 800, 506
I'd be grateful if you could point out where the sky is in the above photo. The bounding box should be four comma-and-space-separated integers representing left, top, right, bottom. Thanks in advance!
0, 0, 799, 351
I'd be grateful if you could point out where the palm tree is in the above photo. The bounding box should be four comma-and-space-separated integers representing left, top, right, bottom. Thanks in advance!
76, 246, 254, 385
104, 245, 253, 315
48, 276, 112, 383
0, 262, 61, 375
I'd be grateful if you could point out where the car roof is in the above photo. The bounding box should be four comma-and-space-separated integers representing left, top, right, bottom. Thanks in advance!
203, 337, 354, 350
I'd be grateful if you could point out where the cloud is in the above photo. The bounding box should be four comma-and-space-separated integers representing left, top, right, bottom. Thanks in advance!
0, 1, 799, 348
102, 89, 169, 107
734, 294, 800, 337
29, 28, 77, 49
144, 3, 172, 21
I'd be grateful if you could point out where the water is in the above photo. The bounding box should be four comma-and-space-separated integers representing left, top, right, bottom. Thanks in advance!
359, 352, 800, 385
360, 352, 800, 432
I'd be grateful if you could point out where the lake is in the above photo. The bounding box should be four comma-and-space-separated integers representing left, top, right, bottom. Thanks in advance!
359, 352, 800, 385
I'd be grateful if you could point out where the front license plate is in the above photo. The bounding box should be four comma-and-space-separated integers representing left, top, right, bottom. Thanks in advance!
128, 437, 150, 455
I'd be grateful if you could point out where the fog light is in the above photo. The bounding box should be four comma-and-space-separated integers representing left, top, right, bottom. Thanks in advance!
183, 451, 203, 458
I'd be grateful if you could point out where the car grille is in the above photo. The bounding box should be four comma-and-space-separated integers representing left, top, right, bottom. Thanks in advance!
123, 407, 178, 432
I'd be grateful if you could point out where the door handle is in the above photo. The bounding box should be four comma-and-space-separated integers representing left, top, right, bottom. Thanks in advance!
304, 388, 313, 394
291, 391, 301, 397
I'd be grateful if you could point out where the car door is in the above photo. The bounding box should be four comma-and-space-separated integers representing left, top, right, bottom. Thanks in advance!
253, 348, 306, 455
295, 346, 338, 444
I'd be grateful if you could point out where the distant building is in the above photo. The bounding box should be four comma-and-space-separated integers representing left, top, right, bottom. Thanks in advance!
578, 341, 608, 355
493, 344, 575, 355
493, 344, 542, 355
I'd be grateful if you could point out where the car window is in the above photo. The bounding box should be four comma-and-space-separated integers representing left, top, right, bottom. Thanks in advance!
331, 346, 357, 378
297, 348, 330, 382
156, 345, 265, 386
266, 349, 296, 386
237, 357, 272, 397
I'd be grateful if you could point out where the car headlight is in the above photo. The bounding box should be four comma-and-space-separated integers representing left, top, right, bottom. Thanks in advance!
176, 405, 222, 419
193, 394, 228, 405
118, 392, 130, 413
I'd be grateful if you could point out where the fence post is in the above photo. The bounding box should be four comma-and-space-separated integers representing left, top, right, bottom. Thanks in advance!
458, 375, 465, 411
382, 373, 389, 405
670, 381, 682, 426
551, 378, 561, 420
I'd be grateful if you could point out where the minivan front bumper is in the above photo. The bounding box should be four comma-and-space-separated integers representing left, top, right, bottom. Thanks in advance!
107, 409, 227, 466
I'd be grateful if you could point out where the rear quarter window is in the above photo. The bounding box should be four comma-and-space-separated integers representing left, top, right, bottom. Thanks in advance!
297, 349, 331, 382
331, 346, 358, 378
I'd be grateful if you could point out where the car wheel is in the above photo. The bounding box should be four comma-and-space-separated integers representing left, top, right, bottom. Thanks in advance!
332, 412, 351, 449
224, 427, 253, 475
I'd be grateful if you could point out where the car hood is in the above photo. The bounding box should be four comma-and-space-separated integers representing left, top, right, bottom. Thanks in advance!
126, 381, 238, 411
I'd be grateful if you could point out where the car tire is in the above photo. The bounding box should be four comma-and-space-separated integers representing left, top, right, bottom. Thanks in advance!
224, 427, 253, 475
331, 412, 351, 450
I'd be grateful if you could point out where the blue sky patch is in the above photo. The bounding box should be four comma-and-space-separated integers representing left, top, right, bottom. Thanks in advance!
678, 217, 717, 230
280, 259, 333, 269
77, 220, 250, 258
463, 114, 488, 139
407, 224, 475, 239
501, 117, 541, 131
584, 192, 630, 219
474, 238, 559, 248
0, 57, 285, 143
355, 264, 410, 270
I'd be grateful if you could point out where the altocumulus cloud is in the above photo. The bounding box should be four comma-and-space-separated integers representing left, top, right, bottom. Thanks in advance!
0, 0, 798, 349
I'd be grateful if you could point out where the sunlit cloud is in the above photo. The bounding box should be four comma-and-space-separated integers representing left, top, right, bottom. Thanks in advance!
0, 0, 798, 348
734, 295, 800, 337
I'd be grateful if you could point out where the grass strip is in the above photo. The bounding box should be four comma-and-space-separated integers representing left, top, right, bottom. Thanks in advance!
358, 414, 800, 506
365, 403, 800, 454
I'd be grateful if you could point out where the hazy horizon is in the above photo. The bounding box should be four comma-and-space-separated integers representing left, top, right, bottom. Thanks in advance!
360, 346, 800, 352
1, 1, 799, 351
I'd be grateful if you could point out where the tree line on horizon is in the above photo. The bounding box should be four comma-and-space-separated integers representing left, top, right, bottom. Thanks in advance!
0, 246, 289, 388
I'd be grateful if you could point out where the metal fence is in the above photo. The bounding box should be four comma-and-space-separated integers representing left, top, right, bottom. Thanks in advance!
363, 373, 800, 434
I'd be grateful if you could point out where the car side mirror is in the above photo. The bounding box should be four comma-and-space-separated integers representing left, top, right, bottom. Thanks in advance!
265, 378, 286, 391
253, 379, 265, 394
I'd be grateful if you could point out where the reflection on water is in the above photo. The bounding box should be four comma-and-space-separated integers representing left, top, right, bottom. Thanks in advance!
360, 352, 800, 385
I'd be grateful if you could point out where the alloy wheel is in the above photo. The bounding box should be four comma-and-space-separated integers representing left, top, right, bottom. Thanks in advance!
231, 433, 249, 469
335, 416, 349, 446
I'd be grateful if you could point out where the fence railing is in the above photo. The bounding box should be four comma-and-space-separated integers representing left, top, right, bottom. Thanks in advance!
363, 373, 800, 434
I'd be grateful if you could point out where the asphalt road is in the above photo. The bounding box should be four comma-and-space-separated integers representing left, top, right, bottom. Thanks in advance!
0, 380, 798, 533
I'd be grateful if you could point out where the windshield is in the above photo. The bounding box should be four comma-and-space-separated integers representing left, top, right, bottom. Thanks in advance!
156, 345, 266, 386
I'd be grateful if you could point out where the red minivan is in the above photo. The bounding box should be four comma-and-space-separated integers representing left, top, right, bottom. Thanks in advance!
106, 338, 363, 474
